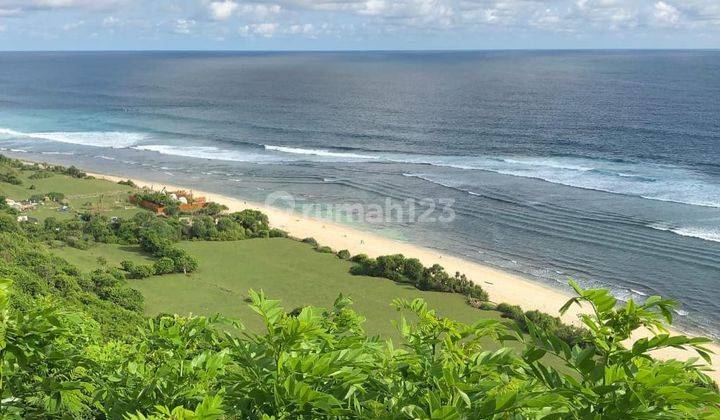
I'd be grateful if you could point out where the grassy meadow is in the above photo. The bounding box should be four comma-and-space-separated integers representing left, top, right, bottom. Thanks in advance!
1, 166, 497, 338
0, 167, 139, 221
55, 238, 501, 338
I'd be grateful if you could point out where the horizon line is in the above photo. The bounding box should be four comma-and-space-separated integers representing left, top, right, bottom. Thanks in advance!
1, 48, 720, 53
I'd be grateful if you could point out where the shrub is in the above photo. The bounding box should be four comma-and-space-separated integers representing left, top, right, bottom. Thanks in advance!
65, 236, 91, 250
102, 286, 144, 312
153, 257, 175, 275
0, 213, 20, 233
302, 237, 319, 247
269, 228, 288, 238
337, 249, 351, 260
120, 260, 135, 272
117, 179, 136, 187
28, 171, 53, 180
47, 192, 66, 202
350, 253, 370, 263
0, 171, 22, 185
230, 209, 269, 236
316, 246, 333, 253
129, 264, 156, 279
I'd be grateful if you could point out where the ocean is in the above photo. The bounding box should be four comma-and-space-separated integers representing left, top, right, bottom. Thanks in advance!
0, 50, 718, 337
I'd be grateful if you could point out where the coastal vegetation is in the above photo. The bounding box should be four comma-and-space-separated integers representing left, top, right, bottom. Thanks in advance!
0, 155, 718, 418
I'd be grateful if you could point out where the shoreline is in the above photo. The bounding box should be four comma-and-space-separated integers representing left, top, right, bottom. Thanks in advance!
88, 170, 720, 380
59, 168, 720, 380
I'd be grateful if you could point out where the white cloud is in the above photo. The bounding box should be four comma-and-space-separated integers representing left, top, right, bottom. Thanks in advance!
237, 4, 281, 19
174, 18, 196, 34
62, 19, 84, 31
0, 0, 125, 11
287, 22, 314, 35
239, 22, 279, 37
653, 1, 680, 26
208, 0, 238, 21
102, 16, 119, 27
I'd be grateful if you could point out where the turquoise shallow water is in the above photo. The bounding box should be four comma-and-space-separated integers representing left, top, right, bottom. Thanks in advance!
0, 50, 719, 337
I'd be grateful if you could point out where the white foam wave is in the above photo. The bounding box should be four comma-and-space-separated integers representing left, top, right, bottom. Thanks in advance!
0, 127, 145, 148
134, 144, 284, 163
264, 145, 374, 160
401, 155, 720, 208
648, 223, 720, 243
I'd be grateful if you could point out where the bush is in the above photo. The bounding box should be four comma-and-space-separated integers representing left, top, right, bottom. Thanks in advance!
0, 213, 20, 233
496, 303, 590, 347
230, 209, 269, 236
350, 253, 370, 263
153, 257, 175, 275
302, 237, 319, 247
117, 179, 136, 187
120, 260, 135, 272
29, 171, 53, 180
47, 192, 66, 202
0, 171, 22, 185
350, 254, 490, 301
269, 228, 288, 238
65, 236, 91, 250
316, 246, 333, 253
337, 249, 351, 260
129, 264, 156, 279
102, 286, 144, 312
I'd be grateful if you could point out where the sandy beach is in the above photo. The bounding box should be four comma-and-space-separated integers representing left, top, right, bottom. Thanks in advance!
90, 171, 720, 381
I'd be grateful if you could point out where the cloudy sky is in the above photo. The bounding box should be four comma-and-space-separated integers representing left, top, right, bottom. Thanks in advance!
0, 0, 718, 50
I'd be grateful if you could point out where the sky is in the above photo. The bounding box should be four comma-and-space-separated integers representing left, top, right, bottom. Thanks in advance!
0, 0, 718, 50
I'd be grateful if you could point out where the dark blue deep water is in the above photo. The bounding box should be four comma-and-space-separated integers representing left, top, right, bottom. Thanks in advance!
1, 51, 719, 336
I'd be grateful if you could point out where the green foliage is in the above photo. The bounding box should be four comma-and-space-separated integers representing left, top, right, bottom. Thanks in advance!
153, 257, 176, 275
0, 213, 20, 233
198, 201, 228, 217
230, 209, 269, 237
129, 264, 156, 279
0, 197, 19, 215
0, 279, 717, 418
28, 171, 53, 180
0, 231, 143, 338
336, 249, 351, 260
269, 228, 288, 238
496, 303, 590, 348
0, 170, 22, 185
316, 245, 333, 253
47, 191, 66, 202
350, 253, 489, 301
118, 179, 137, 187
301, 237, 319, 247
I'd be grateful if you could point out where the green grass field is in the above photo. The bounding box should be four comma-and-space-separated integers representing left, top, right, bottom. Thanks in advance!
0, 168, 140, 221
54, 238, 504, 338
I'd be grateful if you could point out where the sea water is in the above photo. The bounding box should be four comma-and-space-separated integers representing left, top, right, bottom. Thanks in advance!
0, 50, 718, 337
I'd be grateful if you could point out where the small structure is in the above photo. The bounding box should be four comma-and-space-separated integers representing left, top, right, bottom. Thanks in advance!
129, 190, 207, 215
20, 202, 37, 212
175, 190, 207, 212
5, 199, 22, 211
140, 200, 165, 215
129, 194, 166, 215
